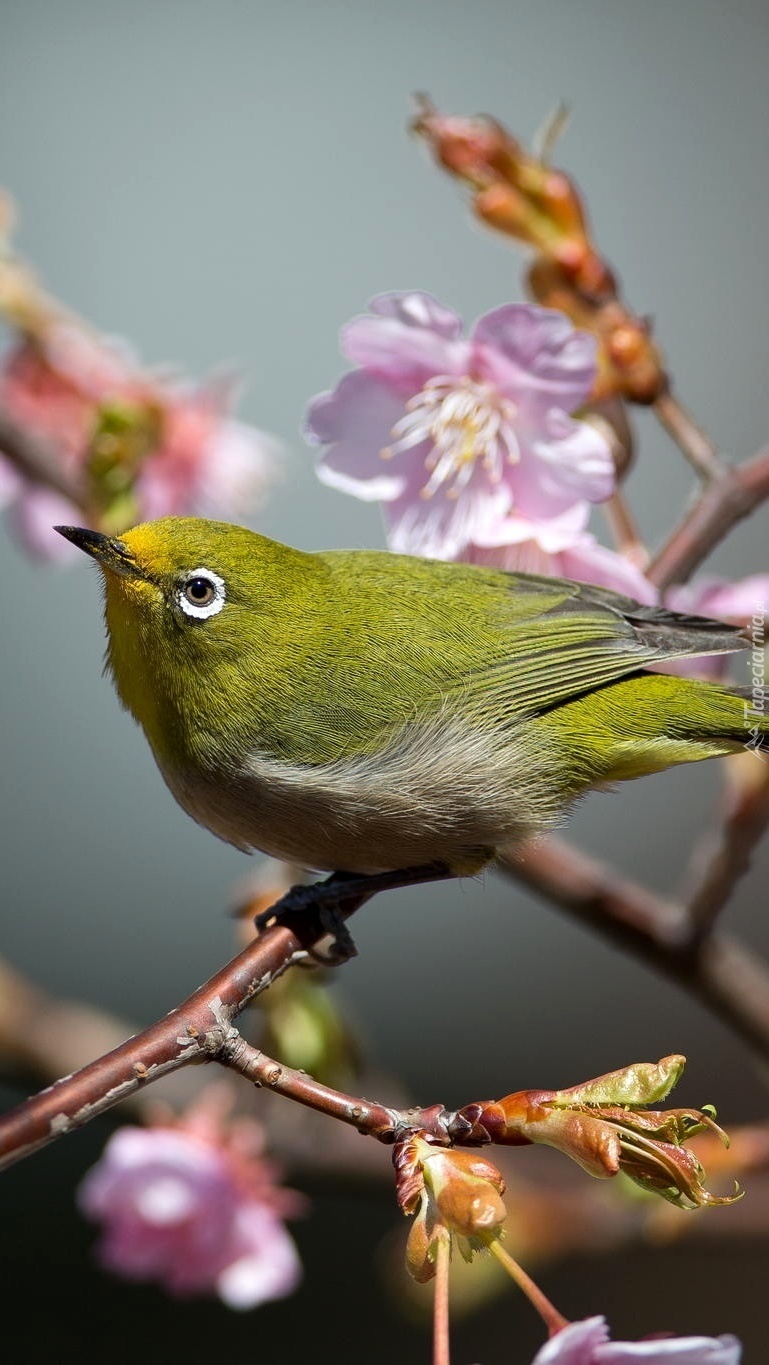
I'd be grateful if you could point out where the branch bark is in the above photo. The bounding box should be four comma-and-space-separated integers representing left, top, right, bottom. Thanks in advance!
648, 446, 769, 589
653, 390, 727, 482
0, 913, 319, 1170
685, 766, 769, 942
0, 864, 454, 1171
499, 838, 769, 1060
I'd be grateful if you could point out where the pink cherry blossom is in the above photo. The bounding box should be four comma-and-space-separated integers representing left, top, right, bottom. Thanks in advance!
79, 1122, 303, 1309
0, 327, 279, 559
666, 576, 769, 630
305, 292, 614, 559
465, 502, 656, 602
531, 1316, 740, 1364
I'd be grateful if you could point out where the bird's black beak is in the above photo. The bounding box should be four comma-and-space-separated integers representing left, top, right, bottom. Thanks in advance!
54, 526, 144, 580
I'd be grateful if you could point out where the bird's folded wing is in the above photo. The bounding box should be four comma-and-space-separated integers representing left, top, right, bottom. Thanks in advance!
448, 574, 747, 722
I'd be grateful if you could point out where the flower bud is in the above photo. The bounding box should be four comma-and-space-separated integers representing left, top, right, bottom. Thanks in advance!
416, 100, 669, 405
424, 1147, 507, 1240
475, 1056, 740, 1210
404, 1194, 440, 1284
396, 1135, 508, 1283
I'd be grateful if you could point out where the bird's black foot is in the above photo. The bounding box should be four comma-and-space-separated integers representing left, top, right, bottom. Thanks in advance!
254, 871, 363, 962
254, 863, 454, 964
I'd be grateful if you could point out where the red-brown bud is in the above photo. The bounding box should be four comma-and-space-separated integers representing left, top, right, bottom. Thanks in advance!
396, 1135, 508, 1282
416, 99, 669, 404
476, 1056, 740, 1211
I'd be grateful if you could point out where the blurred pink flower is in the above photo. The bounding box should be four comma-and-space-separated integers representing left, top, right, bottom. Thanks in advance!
660, 574, 769, 680
464, 502, 656, 602
79, 1120, 303, 1310
532, 1316, 740, 1364
666, 576, 769, 628
305, 292, 614, 558
0, 326, 279, 559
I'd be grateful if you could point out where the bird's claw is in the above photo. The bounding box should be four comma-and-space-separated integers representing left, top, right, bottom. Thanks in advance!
254, 873, 359, 964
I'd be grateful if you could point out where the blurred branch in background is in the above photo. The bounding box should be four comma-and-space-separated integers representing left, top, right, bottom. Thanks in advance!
649, 445, 769, 589
500, 823, 769, 1060
0, 407, 85, 506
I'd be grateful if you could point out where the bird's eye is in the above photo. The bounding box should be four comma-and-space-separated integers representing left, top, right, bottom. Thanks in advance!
185, 577, 215, 606
177, 568, 226, 620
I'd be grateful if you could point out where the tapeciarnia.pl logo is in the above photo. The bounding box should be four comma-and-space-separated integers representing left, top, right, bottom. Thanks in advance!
744, 601, 766, 761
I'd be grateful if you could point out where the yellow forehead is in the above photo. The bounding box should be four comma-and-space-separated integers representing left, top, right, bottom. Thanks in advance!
120, 522, 183, 577
118, 516, 255, 578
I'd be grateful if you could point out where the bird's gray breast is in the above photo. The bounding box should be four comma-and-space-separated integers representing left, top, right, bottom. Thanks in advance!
156, 709, 562, 873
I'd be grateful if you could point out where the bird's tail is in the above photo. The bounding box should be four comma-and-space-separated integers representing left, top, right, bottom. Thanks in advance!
537, 671, 768, 788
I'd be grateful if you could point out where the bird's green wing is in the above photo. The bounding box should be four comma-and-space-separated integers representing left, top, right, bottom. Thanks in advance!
314, 551, 747, 754
452, 570, 747, 721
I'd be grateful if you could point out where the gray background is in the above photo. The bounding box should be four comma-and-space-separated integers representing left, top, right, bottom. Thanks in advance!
1, 1, 768, 1360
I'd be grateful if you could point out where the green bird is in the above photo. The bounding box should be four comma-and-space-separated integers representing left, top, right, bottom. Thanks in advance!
57, 517, 765, 882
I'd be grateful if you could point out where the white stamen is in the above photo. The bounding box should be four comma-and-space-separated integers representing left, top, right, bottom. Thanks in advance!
380, 374, 518, 497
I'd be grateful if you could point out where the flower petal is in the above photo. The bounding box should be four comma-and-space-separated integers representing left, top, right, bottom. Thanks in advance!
532, 1316, 610, 1363
369, 290, 464, 337
598, 1334, 742, 1363
470, 503, 591, 552
342, 292, 468, 393
531, 1317, 741, 1365
78, 1123, 302, 1309
667, 575, 769, 627
308, 371, 412, 502
472, 304, 598, 413
196, 421, 279, 517
384, 470, 511, 559
560, 540, 657, 602
513, 409, 615, 515
217, 1206, 302, 1310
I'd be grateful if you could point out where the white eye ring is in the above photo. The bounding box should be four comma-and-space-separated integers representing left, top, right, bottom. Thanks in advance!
177, 567, 226, 620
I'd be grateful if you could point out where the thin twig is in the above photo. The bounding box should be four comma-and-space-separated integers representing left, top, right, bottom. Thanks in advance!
217, 1034, 402, 1138
488, 1240, 569, 1335
685, 766, 769, 943
648, 446, 769, 589
432, 1230, 452, 1365
602, 491, 649, 569
653, 389, 728, 482
499, 838, 769, 1060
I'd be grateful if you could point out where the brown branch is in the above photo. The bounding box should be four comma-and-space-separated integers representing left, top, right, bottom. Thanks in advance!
0, 917, 306, 1171
653, 389, 728, 482
648, 445, 769, 590
499, 838, 769, 1060
0, 956, 135, 1091
602, 491, 649, 569
216, 1034, 402, 1139
217, 1034, 492, 1154
0, 864, 453, 1171
685, 766, 769, 942
0, 407, 86, 507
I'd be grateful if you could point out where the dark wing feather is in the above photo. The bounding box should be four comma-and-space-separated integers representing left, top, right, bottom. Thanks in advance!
457, 571, 748, 721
